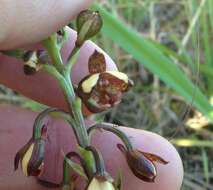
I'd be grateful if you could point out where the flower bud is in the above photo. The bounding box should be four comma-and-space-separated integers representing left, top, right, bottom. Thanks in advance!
22, 50, 48, 75
14, 138, 45, 176
117, 144, 168, 182
86, 175, 115, 190
76, 10, 103, 47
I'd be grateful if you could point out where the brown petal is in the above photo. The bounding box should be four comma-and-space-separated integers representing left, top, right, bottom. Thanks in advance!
88, 50, 106, 74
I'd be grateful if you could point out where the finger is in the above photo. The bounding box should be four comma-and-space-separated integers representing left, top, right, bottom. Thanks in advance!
0, 105, 183, 190
0, 28, 117, 112
0, 0, 94, 49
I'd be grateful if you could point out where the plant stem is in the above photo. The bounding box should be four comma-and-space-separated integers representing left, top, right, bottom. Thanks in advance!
88, 123, 133, 150
63, 73, 89, 148
32, 107, 81, 145
66, 47, 80, 72
43, 34, 65, 74
42, 64, 89, 147
86, 146, 105, 176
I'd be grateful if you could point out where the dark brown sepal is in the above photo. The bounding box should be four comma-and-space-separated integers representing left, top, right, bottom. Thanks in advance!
117, 144, 168, 183
88, 50, 106, 74
14, 139, 33, 171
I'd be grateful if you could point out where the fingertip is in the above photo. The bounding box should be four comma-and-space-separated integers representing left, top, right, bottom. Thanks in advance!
0, 0, 94, 49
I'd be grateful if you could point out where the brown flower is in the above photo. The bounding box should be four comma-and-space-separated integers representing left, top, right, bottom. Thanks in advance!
77, 50, 133, 113
117, 144, 168, 182
22, 50, 48, 75
14, 138, 45, 176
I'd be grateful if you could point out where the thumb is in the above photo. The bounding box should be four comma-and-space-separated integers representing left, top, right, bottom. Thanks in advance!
0, 0, 93, 50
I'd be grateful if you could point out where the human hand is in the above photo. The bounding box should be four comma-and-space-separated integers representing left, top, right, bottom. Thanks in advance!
0, 1, 183, 190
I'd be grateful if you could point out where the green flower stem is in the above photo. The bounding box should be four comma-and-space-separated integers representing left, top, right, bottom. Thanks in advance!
33, 108, 60, 139
66, 47, 80, 73
64, 75, 89, 148
88, 123, 133, 151
78, 147, 96, 179
62, 167, 70, 190
58, 27, 69, 50
32, 107, 82, 145
86, 146, 105, 176
43, 34, 65, 74
42, 64, 89, 147
63, 154, 72, 189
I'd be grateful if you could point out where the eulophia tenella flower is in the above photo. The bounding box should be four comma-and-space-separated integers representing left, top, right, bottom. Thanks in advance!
14, 138, 45, 177
22, 50, 49, 75
77, 50, 133, 113
117, 144, 168, 182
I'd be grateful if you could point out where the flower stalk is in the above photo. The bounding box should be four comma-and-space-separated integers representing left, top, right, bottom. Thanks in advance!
87, 123, 133, 150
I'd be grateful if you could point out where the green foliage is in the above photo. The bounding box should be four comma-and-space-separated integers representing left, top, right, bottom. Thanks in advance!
92, 3, 213, 122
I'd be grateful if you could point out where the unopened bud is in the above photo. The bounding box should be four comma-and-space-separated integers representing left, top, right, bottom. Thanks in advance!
76, 10, 103, 47
14, 138, 45, 177
22, 50, 48, 75
117, 144, 168, 182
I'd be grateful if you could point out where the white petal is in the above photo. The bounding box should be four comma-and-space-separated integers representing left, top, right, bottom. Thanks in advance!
88, 178, 115, 190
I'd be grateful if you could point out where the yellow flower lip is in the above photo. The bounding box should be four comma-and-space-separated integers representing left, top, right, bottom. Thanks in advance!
105, 71, 129, 83
81, 73, 100, 93
81, 71, 131, 94
21, 144, 34, 176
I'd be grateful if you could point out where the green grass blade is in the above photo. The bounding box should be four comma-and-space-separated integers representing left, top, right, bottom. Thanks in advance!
201, 148, 210, 183
92, 3, 213, 121
171, 139, 213, 147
